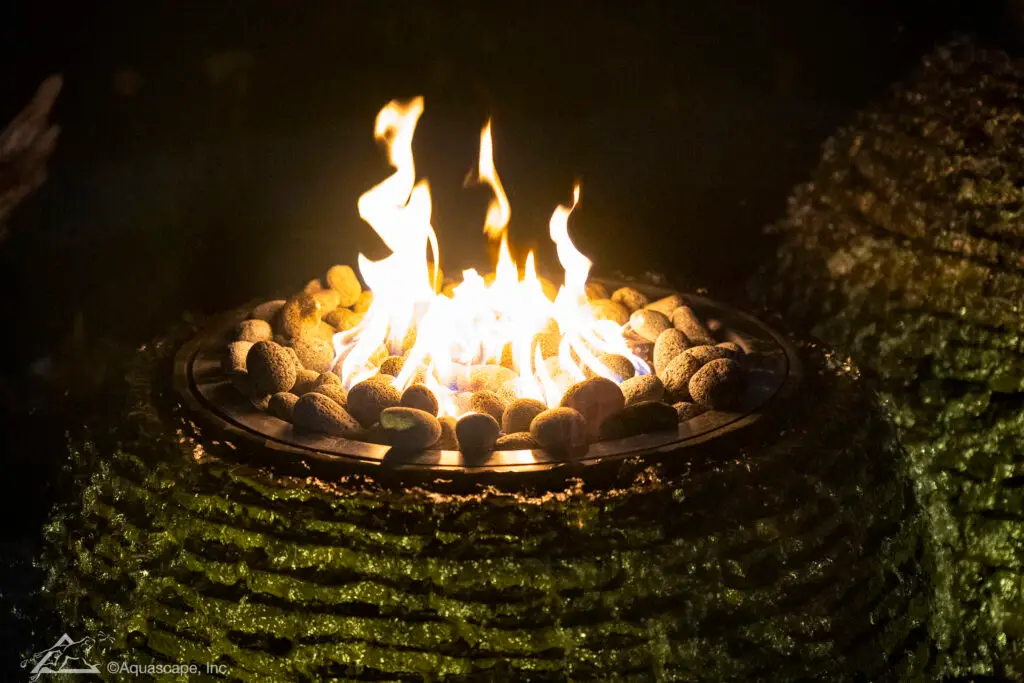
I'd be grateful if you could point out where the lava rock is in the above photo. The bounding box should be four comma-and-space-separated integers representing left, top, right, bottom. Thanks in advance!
292, 368, 320, 394
620, 374, 665, 406
661, 350, 705, 398
630, 309, 671, 342
326, 264, 362, 307
250, 299, 286, 322
315, 382, 349, 408
268, 392, 300, 421
584, 281, 609, 301
653, 328, 689, 376
598, 401, 678, 441
237, 319, 273, 343
502, 398, 547, 434
312, 288, 341, 312
611, 287, 649, 313
689, 358, 745, 409
246, 340, 298, 395
346, 378, 402, 427
223, 340, 253, 376
531, 323, 562, 359
379, 355, 405, 377
353, 290, 373, 313
497, 379, 520, 405
292, 392, 360, 436
290, 336, 334, 373
400, 384, 439, 416
456, 412, 500, 453
304, 278, 324, 293
495, 432, 539, 450
470, 390, 506, 423
277, 293, 323, 339
716, 341, 745, 360
586, 353, 636, 381
310, 320, 337, 342
454, 391, 475, 414
647, 294, 685, 316
324, 308, 361, 330
560, 377, 625, 441
590, 299, 630, 325
436, 416, 458, 449
529, 407, 587, 452
312, 371, 342, 390
674, 401, 708, 421
380, 407, 442, 450
686, 345, 726, 367
671, 306, 716, 345
469, 364, 517, 392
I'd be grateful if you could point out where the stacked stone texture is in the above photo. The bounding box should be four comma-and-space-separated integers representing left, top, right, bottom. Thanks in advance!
750, 38, 1024, 680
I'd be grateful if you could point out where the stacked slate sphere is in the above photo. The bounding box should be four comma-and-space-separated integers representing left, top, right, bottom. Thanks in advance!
41, 319, 937, 681
751, 38, 1024, 681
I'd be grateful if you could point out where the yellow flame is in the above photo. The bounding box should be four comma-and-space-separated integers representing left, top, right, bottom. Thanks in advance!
479, 120, 511, 242
332, 98, 648, 417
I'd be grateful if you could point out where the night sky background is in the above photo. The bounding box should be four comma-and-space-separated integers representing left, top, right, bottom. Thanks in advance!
0, 0, 1015, 671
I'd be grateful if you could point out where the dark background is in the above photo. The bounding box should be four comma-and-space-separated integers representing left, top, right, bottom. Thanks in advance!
0, 0, 1012, 670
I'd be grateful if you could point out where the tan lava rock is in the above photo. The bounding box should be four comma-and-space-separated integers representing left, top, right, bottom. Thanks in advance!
647, 294, 684, 316
496, 432, 539, 450
223, 340, 253, 376
379, 355, 405, 377
670, 306, 716, 346
661, 350, 705, 398
620, 374, 665, 406
502, 397, 547, 434
277, 293, 323, 339
237, 319, 273, 343
310, 320, 337, 342
456, 412, 500, 453
497, 379, 520, 405
292, 368, 320, 395
531, 322, 562, 359
598, 401, 677, 441
689, 358, 744, 409
468, 364, 517, 392
716, 341, 745, 360
470, 390, 506, 423
436, 416, 458, 449
686, 345, 726, 367
246, 341, 297, 395
303, 278, 324, 293
585, 353, 635, 381
653, 328, 689, 376
584, 281, 609, 301
400, 384, 439, 416
590, 299, 630, 325
312, 288, 341, 312
346, 378, 402, 427
353, 290, 373, 313
292, 392, 360, 436
629, 309, 671, 342
268, 392, 300, 421
290, 336, 335, 373
560, 377, 625, 441
326, 264, 362, 307
380, 407, 442, 450
611, 286, 649, 313
324, 307, 360, 330
529, 407, 587, 452
674, 401, 708, 421
315, 383, 349, 408
312, 371, 342, 390
250, 299, 286, 322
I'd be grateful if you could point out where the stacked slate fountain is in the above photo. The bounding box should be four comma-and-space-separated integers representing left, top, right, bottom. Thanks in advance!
751, 38, 1024, 680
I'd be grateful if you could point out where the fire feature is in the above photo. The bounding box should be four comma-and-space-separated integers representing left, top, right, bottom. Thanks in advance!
213, 97, 766, 457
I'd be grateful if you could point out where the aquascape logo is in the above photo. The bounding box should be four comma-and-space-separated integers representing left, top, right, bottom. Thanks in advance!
20, 632, 113, 681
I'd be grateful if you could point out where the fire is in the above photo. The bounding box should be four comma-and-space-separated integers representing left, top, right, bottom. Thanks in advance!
332, 98, 649, 418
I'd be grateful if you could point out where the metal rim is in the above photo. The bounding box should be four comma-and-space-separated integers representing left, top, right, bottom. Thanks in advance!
173, 282, 802, 477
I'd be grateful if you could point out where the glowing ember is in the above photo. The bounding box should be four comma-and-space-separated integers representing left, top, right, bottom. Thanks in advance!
331, 97, 650, 418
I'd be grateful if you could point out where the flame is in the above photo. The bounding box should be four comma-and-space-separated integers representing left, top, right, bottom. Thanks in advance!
332, 98, 649, 418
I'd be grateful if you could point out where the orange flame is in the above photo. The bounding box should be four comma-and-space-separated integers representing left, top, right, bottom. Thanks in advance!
332, 98, 648, 417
